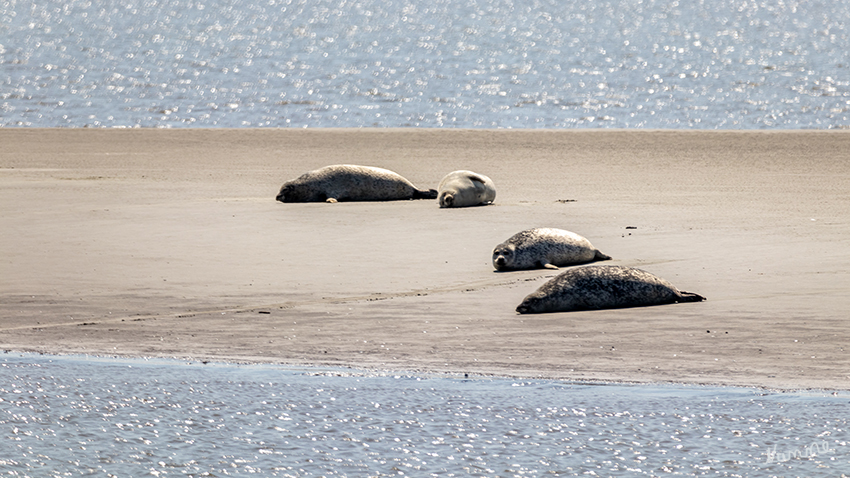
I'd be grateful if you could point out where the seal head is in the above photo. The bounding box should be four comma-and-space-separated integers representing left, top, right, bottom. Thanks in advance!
492, 243, 518, 270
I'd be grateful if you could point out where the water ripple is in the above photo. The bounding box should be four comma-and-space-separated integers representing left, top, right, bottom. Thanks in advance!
1, 355, 849, 475
1, 0, 848, 128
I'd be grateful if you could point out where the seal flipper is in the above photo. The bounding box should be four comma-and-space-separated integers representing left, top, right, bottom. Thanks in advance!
414, 188, 438, 200
594, 250, 612, 261
541, 262, 559, 270
676, 291, 706, 302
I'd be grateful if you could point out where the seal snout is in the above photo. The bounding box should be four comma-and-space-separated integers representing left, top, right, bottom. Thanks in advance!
492, 244, 513, 271
276, 185, 292, 203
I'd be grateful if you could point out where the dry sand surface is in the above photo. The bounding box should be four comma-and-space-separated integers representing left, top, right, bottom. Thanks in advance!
2, 128, 849, 390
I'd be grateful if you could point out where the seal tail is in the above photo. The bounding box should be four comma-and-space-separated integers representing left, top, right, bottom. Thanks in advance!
414, 188, 438, 200
594, 250, 612, 261
677, 291, 706, 303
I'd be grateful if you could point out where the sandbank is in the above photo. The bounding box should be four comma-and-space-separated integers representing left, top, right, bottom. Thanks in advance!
1, 128, 849, 390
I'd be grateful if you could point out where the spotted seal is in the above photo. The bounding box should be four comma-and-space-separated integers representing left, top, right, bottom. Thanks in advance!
437, 170, 496, 208
276, 165, 437, 203
493, 228, 611, 271
516, 265, 705, 314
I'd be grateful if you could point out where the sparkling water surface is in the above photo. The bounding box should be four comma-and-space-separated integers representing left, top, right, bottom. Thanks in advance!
1, 354, 848, 476
2, 0, 849, 128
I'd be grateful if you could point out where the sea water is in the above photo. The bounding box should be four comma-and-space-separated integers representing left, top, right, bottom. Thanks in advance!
2, 0, 849, 128
1, 354, 848, 476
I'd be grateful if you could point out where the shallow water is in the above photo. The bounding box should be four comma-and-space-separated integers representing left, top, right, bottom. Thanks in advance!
2, 0, 849, 128
1, 354, 848, 476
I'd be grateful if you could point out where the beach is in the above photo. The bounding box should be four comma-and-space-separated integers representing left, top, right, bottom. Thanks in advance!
2, 128, 849, 391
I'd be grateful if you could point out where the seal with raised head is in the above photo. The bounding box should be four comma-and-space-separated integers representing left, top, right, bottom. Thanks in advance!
437, 170, 496, 208
276, 165, 437, 203
493, 228, 611, 271
516, 265, 705, 314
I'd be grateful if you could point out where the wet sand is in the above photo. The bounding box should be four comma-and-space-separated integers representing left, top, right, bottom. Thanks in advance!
2, 128, 849, 390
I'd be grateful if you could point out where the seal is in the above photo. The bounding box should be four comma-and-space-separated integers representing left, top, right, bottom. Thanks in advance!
492, 228, 611, 271
276, 165, 437, 203
516, 265, 705, 314
437, 170, 496, 208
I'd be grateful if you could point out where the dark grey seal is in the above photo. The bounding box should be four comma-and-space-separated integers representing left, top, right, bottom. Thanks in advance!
493, 228, 611, 271
516, 265, 705, 314
276, 165, 437, 203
